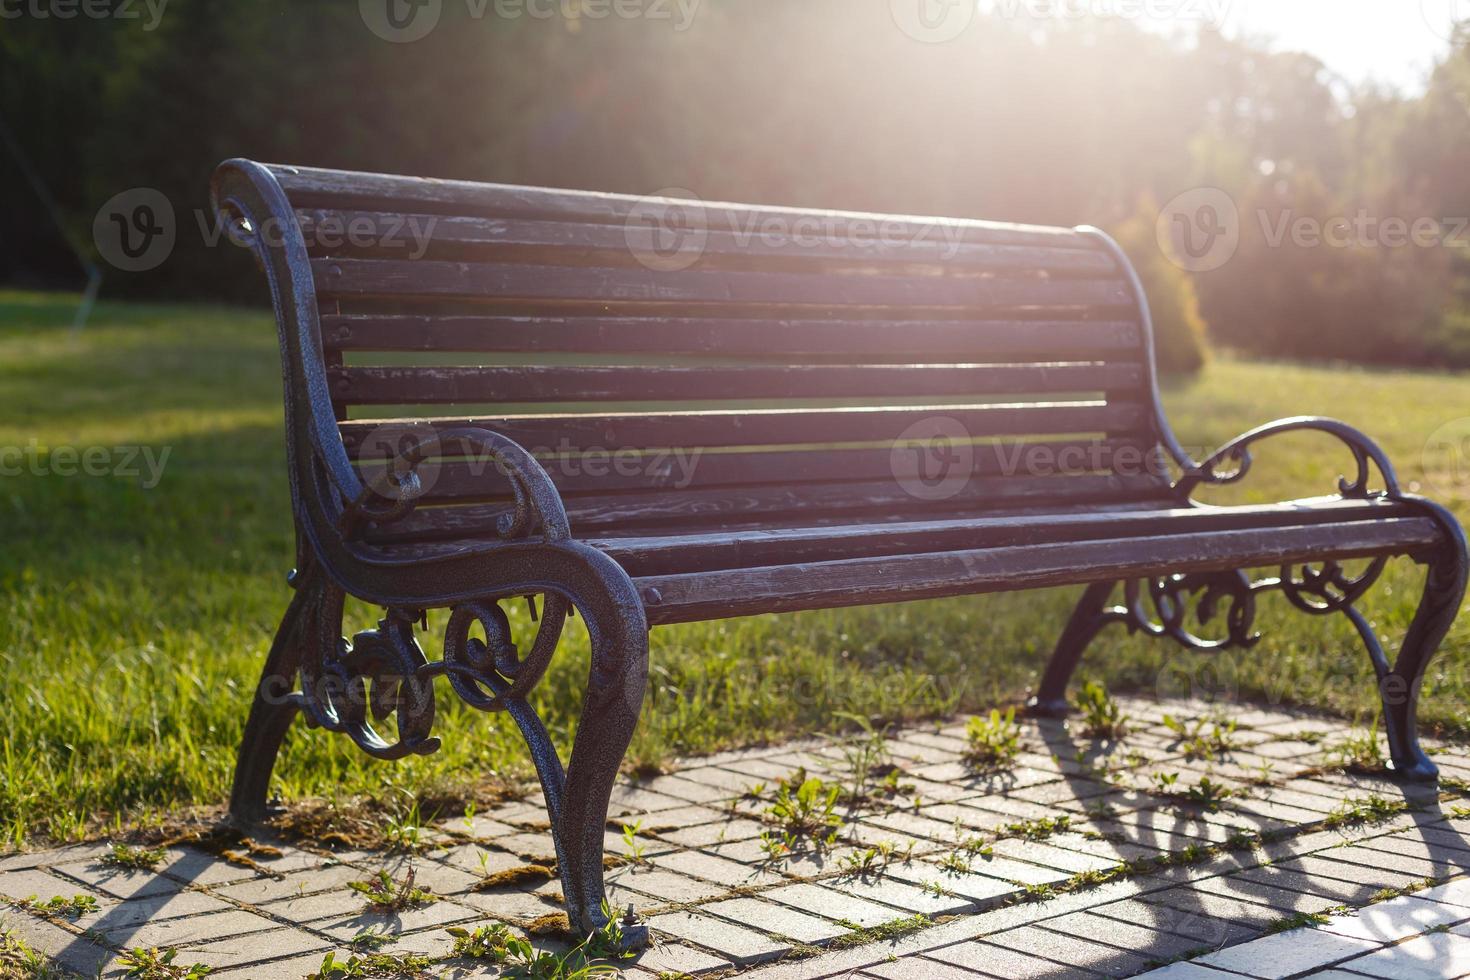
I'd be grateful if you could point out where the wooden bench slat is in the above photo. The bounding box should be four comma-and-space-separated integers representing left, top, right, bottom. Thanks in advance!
369, 437, 1154, 501
270, 163, 1098, 250
360, 474, 1174, 543
320, 314, 1145, 359
634, 517, 1443, 625
328, 362, 1145, 406
591, 498, 1416, 576
312, 258, 1135, 310
296, 209, 1121, 274
339, 400, 1149, 454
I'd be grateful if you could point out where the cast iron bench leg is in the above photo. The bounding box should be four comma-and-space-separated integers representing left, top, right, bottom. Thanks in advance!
1384, 505, 1468, 781
229, 566, 317, 823
555, 593, 650, 943
1028, 581, 1116, 718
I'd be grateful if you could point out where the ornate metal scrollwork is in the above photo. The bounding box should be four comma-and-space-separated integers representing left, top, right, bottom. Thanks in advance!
1173, 417, 1402, 501
340, 426, 571, 542
1109, 570, 1261, 651
297, 589, 571, 761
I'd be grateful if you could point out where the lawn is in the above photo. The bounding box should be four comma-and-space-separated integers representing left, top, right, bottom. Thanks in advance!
2, 289, 1468, 847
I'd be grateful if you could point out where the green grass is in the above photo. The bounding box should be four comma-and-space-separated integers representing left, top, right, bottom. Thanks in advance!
2, 289, 1469, 847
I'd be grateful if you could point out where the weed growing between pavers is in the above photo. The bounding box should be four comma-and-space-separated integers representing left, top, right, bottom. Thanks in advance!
116, 946, 212, 979
15, 894, 99, 920
101, 842, 166, 872
1075, 681, 1130, 741
0, 928, 71, 979
1163, 714, 1241, 761
747, 769, 844, 862
1324, 793, 1409, 829
348, 868, 435, 912
963, 708, 1023, 773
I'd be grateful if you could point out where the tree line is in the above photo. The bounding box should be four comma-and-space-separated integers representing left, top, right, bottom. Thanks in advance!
5, 0, 1470, 372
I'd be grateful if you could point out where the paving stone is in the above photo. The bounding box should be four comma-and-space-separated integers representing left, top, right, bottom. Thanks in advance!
488, 832, 559, 864
1193, 926, 1378, 978
655, 848, 785, 889
982, 924, 1157, 977
657, 817, 767, 848
0, 843, 116, 873
631, 939, 732, 975
763, 882, 909, 929
255, 884, 367, 922
1192, 871, 1353, 912
1350, 831, 1470, 866
0, 867, 108, 907
0, 909, 114, 975
107, 926, 330, 971
639, 775, 740, 805
454, 886, 571, 922
703, 896, 849, 943
308, 899, 481, 940
929, 852, 1074, 888
1405, 876, 1470, 909
1318, 892, 1470, 942
1132, 963, 1242, 979
648, 910, 788, 964
84, 889, 232, 931
1033, 910, 1208, 963
99, 908, 283, 948
54, 862, 182, 900
1307, 845, 1448, 881
1133, 887, 1309, 939
831, 873, 975, 916
609, 867, 731, 904
1226, 859, 1407, 904
989, 839, 1120, 876
1336, 929, 1470, 978
210, 949, 346, 979
926, 937, 1106, 977
212, 862, 371, 905
866, 956, 994, 978
886, 863, 1020, 906
156, 848, 263, 888
675, 765, 768, 794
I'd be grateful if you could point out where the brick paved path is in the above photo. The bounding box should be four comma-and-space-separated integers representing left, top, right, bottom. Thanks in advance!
3, 697, 1469, 978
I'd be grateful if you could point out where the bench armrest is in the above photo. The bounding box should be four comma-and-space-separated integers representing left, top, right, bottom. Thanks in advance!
343, 426, 571, 542
1172, 416, 1402, 501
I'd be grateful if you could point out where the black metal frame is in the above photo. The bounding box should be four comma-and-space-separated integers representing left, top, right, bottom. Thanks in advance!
1031, 233, 1469, 781
212, 165, 1467, 953
213, 161, 649, 945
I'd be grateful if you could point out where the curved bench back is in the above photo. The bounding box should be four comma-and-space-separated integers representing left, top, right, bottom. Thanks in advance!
217, 160, 1176, 546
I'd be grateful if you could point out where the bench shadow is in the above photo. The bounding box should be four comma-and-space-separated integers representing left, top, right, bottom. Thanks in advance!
1029, 715, 1470, 975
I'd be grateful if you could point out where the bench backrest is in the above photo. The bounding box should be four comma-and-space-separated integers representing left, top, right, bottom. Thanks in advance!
214, 160, 1175, 548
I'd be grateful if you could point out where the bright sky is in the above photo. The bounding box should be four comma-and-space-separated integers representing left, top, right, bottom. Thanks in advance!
1214, 0, 1460, 92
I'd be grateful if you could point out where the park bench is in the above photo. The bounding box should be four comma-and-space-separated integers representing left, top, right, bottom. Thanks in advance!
212, 159, 1466, 945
